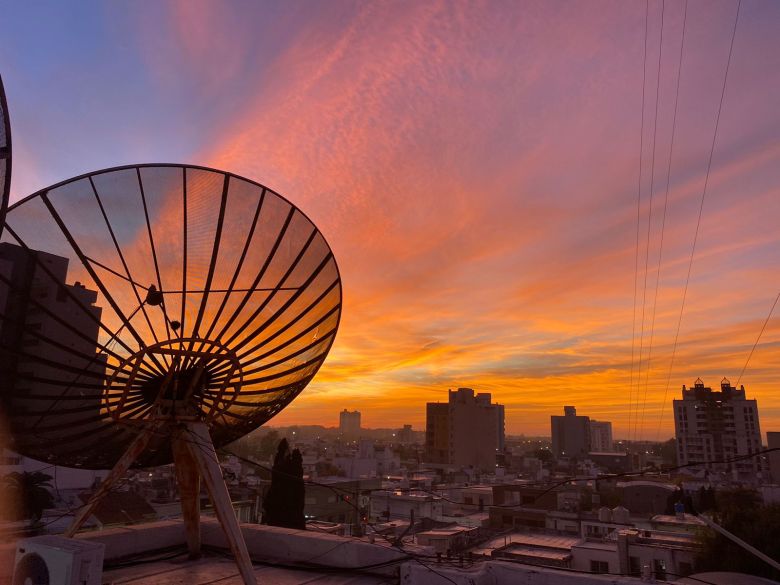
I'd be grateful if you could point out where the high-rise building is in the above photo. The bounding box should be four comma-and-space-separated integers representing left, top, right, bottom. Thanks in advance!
551, 406, 590, 458
674, 378, 764, 480
767, 432, 780, 484
0, 242, 105, 472
589, 420, 614, 452
397, 424, 414, 444
424, 387, 505, 471
339, 409, 361, 437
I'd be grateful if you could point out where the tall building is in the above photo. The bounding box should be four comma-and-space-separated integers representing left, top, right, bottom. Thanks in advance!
397, 424, 414, 444
674, 378, 764, 480
424, 387, 505, 471
0, 242, 105, 470
767, 432, 780, 484
551, 406, 590, 458
339, 409, 361, 437
589, 420, 614, 452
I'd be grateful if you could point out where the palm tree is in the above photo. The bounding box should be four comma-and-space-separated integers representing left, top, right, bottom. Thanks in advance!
1, 471, 55, 523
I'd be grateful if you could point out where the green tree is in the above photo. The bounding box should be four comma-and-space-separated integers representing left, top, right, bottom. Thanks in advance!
262, 439, 305, 529
1, 471, 55, 523
258, 430, 281, 460
533, 448, 553, 464
696, 489, 780, 581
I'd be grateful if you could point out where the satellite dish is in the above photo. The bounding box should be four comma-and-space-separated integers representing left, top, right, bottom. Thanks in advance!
0, 164, 341, 584
0, 75, 11, 235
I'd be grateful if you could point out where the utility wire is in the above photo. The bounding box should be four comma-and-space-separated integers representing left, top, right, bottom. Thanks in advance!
652, 0, 689, 441
628, 0, 651, 444
657, 0, 742, 439
736, 291, 780, 387
637, 0, 667, 441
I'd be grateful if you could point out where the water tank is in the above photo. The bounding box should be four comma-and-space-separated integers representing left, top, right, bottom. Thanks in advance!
612, 506, 630, 524
598, 507, 612, 522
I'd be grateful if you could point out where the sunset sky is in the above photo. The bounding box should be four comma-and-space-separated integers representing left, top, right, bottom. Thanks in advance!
1, 0, 779, 439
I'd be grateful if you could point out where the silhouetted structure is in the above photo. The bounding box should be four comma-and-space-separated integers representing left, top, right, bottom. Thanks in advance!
425, 388, 505, 471
0, 243, 105, 466
339, 409, 361, 437
589, 420, 613, 452
263, 439, 305, 530
674, 378, 764, 480
551, 406, 590, 458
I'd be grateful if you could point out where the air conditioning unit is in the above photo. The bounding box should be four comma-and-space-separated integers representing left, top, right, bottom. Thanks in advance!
12, 536, 104, 585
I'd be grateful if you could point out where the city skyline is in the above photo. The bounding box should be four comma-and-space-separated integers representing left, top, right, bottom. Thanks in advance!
2, 1, 780, 437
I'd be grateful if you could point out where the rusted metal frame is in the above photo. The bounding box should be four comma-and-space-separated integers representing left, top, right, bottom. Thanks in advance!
17, 394, 145, 417
213, 207, 296, 344
179, 167, 188, 362
84, 254, 148, 290
65, 421, 162, 537
236, 305, 339, 371
1, 225, 147, 365
185, 174, 229, 349
19, 401, 147, 433
172, 428, 202, 558
0, 282, 120, 368
39, 195, 166, 376
207, 283, 339, 379
238, 352, 326, 386
0, 75, 11, 236
232, 330, 335, 379
136, 166, 173, 342
88, 175, 171, 370
183, 422, 257, 584
227, 246, 329, 352
27, 301, 153, 430
201, 187, 265, 341
229, 278, 338, 366
202, 375, 313, 400
223, 228, 318, 349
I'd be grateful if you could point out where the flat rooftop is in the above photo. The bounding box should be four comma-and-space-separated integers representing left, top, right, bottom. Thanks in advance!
103, 554, 388, 584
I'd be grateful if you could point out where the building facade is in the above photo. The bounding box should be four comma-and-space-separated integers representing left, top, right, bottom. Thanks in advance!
424, 388, 505, 471
673, 378, 764, 480
551, 406, 590, 458
589, 420, 613, 452
339, 409, 361, 437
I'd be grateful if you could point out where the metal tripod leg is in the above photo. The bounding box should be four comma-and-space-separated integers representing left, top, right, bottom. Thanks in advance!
64, 422, 159, 537
172, 428, 201, 558
183, 421, 257, 585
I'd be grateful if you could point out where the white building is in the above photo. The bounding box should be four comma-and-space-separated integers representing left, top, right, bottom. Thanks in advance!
369, 490, 443, 522
674, 378, 764, 481
589, 420, 613, 452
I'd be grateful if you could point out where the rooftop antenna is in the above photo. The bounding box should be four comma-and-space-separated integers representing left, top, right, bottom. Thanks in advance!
0, 118, 341, 585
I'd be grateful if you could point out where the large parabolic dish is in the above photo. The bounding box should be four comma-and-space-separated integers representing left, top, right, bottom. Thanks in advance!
0, 164, 341, 469
0, 75, 10, 234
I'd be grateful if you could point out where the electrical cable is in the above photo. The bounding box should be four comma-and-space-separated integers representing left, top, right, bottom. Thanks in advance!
659, 0, 742, 441
736, 291, 780, 388
628, 0, 651, 447
635, 0, 666, 442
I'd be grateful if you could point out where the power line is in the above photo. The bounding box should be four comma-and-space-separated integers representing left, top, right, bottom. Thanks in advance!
653, 0, 689, 441
657, 0, 742, 439
736, 291, 780, 387
628, 0, 651, 444
637, 0, 667, 442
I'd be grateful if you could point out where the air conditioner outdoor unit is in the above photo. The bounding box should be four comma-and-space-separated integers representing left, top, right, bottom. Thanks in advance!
12, 535, 104, 585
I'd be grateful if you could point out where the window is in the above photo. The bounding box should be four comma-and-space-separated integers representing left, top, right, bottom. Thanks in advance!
653, 559, 667, 581
590, 560, 609, 574
629, 556, 641, 576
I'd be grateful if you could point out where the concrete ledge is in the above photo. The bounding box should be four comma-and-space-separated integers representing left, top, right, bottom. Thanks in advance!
1, 519, 409, 582
201, 518, 408, 572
